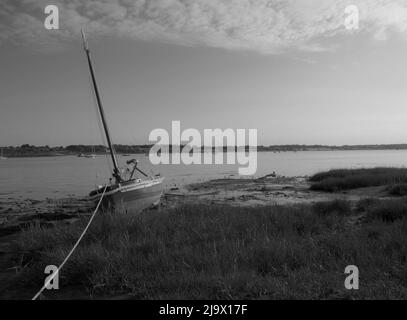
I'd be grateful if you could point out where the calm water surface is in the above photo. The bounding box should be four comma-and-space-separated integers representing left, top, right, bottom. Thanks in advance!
1, 150, 407, 200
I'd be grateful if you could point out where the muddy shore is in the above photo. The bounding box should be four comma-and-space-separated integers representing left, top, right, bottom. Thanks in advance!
163, 174, 390, 208
0, 174, 401, 299
0, 174, 392, 240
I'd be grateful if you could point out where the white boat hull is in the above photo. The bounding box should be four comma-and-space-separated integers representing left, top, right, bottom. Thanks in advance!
90, 177, 164, 215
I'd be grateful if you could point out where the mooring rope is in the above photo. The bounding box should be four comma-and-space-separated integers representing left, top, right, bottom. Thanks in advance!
32, 185, 108, 300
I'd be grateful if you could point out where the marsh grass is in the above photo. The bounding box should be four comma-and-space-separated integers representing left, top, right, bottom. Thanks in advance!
387, 184, 407, 197
312, 199, 351, 217
7, 200, 407, 299
357, 197, 407, 223
309, 167, 407, 192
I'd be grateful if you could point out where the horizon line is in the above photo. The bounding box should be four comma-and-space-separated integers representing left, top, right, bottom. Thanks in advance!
4, 143, 407, 148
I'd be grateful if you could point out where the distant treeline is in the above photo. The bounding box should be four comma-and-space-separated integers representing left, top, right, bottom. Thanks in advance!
2, 143, 407, 157
66, 144, 152, 154
258, 144, 407, 151
0, 144, 152, 157
1, 144, 66, 157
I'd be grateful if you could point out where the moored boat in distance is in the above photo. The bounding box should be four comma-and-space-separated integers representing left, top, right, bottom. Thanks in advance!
84, 147, 96, 158
81, 30, 164, 215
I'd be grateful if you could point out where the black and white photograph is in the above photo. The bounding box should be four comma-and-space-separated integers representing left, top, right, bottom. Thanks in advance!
1, 0, 407, 308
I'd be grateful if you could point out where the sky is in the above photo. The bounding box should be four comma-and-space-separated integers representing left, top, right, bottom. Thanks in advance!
1, 0, 407, 146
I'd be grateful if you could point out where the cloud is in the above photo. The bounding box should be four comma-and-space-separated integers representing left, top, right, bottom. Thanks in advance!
1, 0, 407, 54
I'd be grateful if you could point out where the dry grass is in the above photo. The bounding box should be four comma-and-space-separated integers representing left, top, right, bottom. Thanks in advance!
357, 197, 407, 223
4, 198, 407, 300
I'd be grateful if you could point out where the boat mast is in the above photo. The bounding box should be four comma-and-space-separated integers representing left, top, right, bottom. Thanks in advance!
81, 29, 121, 182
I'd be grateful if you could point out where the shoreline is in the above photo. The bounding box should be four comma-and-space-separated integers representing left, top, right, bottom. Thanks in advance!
0, 174, 394, 238
3, 147, 407, 159
1, 171, 406, 299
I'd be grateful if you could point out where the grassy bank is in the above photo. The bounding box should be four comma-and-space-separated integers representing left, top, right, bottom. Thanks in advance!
309, 167, 407, 192
4, 198, 407, 299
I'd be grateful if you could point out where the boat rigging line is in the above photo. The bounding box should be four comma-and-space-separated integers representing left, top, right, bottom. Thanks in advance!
31, 184, 108, 300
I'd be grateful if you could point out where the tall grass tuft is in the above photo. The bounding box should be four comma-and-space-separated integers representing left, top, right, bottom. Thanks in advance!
309, 167, 407, 192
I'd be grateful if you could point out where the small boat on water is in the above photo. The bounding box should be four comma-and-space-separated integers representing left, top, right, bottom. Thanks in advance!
81, 30, 164, 214
78, 153, 95, 158
84, 146, 96, 158
78, 146, 96, 158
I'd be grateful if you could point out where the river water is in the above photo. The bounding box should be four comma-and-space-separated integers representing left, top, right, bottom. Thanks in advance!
1, 150, 407, 200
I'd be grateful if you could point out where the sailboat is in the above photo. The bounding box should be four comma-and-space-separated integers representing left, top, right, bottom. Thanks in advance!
0, 148, 7, 160
84, 146, 96, 158
81, 30, 164, 214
